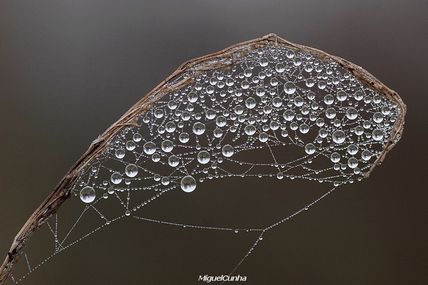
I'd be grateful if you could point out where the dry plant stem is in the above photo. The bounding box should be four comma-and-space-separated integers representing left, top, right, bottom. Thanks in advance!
0, 34, 406, 284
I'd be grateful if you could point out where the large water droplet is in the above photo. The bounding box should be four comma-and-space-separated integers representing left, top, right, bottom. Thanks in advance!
143, 142, 156, 155
336, 91, 347, 102
332, 130, 346, 144
111, 172, 123, 184
115, 149, 125, 159
80, 186, 96, 203
305, 143, 316, 154
222, 144, 234, 157
245, 97, 256, 109
348, 157, 358, 169
168, 155, 180, 167
193, 122, 206, 135
161, 140, 174, 152
181, 175, 197, 193
372, 129, 384, 141
346, 107, 358, 120
125, 164, 138, 177
197, 151, 210, 164
244, 125, 256, 136
283, 81, 296, 95
179, 132, 190, 143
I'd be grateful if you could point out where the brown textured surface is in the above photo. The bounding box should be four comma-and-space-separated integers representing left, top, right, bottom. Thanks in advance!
0, 34, 406, 284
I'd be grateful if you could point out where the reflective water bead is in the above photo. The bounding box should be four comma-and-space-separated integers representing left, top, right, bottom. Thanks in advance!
165, 121, 176, 133
125, 164, 138, 177
354, 90, 364, 101
373, 112, 384, 123
152, 153, 161, 162
347, 144, 359, 155
283, 110, 295, 121
161, 140, 174, 152
332, 130, 346, 144
80, 186, 96, 204
324, 94, 334, 105
305, 143, 316, 154
111, 172, 123, 185
213, 128, 223, 138
206, 109, 216, 120
126, 141, 136, 151
181, 175, 197, 193
133, 133, 142, 142
197, 151, 210, 164
245, 97, 257, 109
326, 108, 336, 119
168, 155, 180, 167
115, 149, 125, 159
330, 152, 341, 163
179, 132, 190, 143
154, 108, 164, 118
355, 126, 364, 136
294, 96, 304, 107
272, 97, 283, 108
187, 92, 198, 103
259, 132, 269, 142
143, 142, 156, 155
256, 87, 266, 97
361, 150, 372, 161
372, 129, 384, 141
193, 122, 206, 135
216, 116, 227, 127
283, 81, 296, 95
244, 125, 256, 136
222, 144, 234, 157
307, 91, 316, 100
346, 107, 358, 120
336, 90, 347, 101
347, 157, 358, 169
305, 78, 315, 87
299, 124, 310, 134
275, 63, 285, 73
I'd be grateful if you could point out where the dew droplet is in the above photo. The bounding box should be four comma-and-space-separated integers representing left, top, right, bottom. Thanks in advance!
244, 125, 256, 136
361, 150, 372, 161
115, 149, 125, 159
348, 157, 358, 169
179, 132, 190, 143
125, 164, 138, 177
372, 129, 384, 141
332, 130, 346, 144
197, 151, 210, 164
161, 140, 174, 152
346, 107, 358, 120
193, 122, 206, 135
143, 141, 156, 155
245, 97, 257, 109
80, 186, 96, 203
283, 110, 295, 121
336, 90, 347, 101
111, 172, 123, 184
330, 152, 341, 163
283, 81, 296, 95
180, 175, 197, 193
168, 155, 180, 167
305, 143, 316, 154
222, 144, 234, 157
126, 141, 136, 151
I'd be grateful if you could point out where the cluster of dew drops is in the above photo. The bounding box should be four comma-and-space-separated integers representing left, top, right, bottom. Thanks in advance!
77, 44, 400, 206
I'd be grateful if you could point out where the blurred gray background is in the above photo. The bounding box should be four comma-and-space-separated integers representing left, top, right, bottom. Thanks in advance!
0, 0, 427, 284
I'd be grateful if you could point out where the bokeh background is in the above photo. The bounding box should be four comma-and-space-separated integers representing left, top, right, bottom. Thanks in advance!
0, 0, 427, 284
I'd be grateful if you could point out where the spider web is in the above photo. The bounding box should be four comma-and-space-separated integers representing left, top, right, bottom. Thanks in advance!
7, 43, 400, 284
